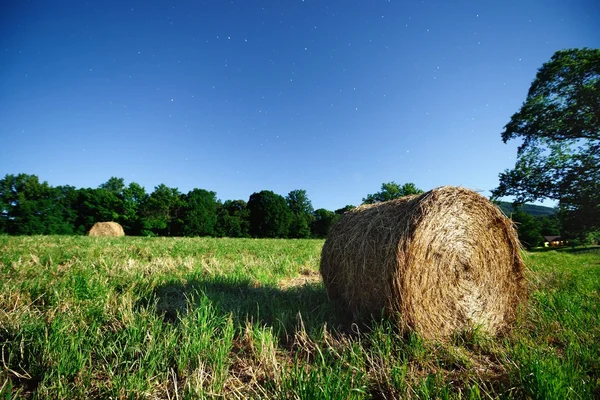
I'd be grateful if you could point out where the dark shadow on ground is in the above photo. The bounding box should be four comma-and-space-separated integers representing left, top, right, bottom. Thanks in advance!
143, 276, 354, 343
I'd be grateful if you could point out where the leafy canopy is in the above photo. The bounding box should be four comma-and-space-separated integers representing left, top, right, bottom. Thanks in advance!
216, 200, 250, 238
182, 189, 218, 237
286, 189, 314, 238
247, 190, 292, 238
141, 184, 185, 236
363, 182, 423, 204
0, 174, 75, 235
493, 48, 600, 234
511, 210, 544, 249
310, 208, 339, 238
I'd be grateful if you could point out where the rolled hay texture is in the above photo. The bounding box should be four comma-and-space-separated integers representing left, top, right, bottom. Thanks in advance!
88, 221, 125, 237
320, 186, 526, 339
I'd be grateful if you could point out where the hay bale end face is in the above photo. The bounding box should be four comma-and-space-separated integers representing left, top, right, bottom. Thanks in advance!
88, 221, 125, 237
320, 186, 526, 339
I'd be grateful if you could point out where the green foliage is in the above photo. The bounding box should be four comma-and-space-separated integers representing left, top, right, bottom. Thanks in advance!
120, 182, 147, 235
247, 190, 292, 238
216, 200, 250, 237
0, 175, 433, 245
286, 189, 314, 216
140, 184, 185, 236
181, 189, 218, 237
0, 174, 326, 239
73, 187, 121, 231
539, 215, 561, 236
0, 174, 75, 235
511, 211, 544, 248
363, 182, 423, 204
286, 190, 314, 238
310, 208, 340, 238
335, 205, 355, 215
496, 201, 556, 218
98, 177, 125, 195
583, 230, 600, 245
289, 214, 311, 238
497, 203, 562, 246
493, 48, 600, 236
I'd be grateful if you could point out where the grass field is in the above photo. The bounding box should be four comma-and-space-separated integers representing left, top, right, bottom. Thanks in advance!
1, 236, 599, 399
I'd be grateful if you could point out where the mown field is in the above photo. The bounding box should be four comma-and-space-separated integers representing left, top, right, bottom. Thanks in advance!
0, 236, 599, 399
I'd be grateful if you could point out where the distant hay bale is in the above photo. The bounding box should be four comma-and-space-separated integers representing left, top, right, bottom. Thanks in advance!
88, 222, 125, 237
320, 186, 526, 339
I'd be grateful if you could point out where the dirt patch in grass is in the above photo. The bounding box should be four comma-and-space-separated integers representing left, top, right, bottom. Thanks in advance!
278, 269, 321, 290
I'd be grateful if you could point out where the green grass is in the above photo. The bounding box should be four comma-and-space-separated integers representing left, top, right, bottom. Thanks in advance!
1, 236, 599, 399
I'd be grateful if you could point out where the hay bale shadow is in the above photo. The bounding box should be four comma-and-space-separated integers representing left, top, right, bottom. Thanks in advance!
145, 276, 354, 342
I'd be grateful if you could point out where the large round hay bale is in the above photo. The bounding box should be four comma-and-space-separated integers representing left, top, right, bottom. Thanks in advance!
320, 186, 525, 339
88, 221, 125, 237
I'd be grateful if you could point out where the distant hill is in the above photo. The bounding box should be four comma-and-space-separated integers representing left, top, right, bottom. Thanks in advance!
496, 201, 557, 218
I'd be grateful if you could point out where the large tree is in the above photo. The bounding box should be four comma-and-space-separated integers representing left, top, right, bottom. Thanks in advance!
511, 210, 544, 249
247, 190, 292, 238
493, 48, 600, 235
140, 184, 185, 236
310, 208, 340, 238
50, 185, 79, 234
363, 182, 423, 204
121, 182, 147, 235
99, 177, 126, 196
286, 189, 314, 238
181, 188, 218, 237
216, 199, 250, 238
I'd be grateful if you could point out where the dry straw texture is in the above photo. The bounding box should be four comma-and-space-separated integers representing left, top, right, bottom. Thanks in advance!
88, 221, 125, 237
320, 186, 526, 339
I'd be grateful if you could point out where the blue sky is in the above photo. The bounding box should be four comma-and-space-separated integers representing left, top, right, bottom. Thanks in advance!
1, 0, 599, 210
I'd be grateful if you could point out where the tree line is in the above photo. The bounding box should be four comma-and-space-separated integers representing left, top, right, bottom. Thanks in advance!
0, 174, 359, 238
0, 174, 575, 248
0, 176, 429, 238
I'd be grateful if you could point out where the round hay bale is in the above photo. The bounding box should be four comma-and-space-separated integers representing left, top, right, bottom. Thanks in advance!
320, 186, 525, 339
88, 221, 125, 237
